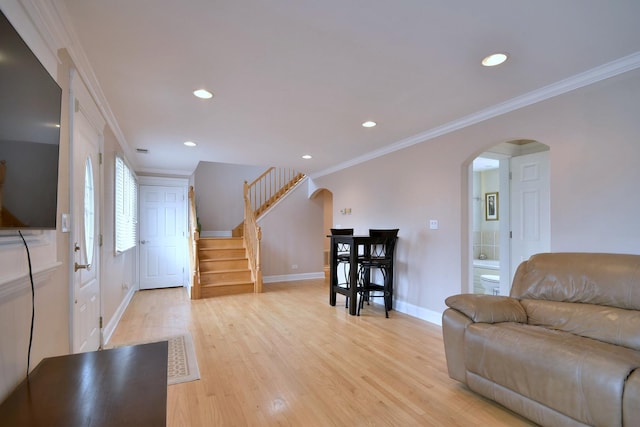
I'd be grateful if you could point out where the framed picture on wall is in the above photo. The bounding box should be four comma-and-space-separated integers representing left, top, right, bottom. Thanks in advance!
485, 192, 498, 221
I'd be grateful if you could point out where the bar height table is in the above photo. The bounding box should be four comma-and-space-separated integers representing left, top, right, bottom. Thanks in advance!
328, 234, 392, 315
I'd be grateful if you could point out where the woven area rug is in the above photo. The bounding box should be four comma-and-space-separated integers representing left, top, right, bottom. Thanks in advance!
110, 333, 201, 385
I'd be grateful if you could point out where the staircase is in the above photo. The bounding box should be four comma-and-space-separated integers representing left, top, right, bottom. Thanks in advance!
197, 237, 254, 298
232, 168, 306, 236
189, 167, 306, 299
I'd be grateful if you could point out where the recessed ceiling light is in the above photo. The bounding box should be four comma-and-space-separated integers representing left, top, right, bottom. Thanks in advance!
482, 53, 508, 67
184, 141, 197, 147
362, 121, 377, 128
302, 154, 312, 159
193, 89, 213, 99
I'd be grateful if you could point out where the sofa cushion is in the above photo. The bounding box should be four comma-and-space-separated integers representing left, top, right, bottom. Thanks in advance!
445, 294, 527, 323
466, 373, 590, 427
510, 253, 640, 310
465, 322, 640, 427
624, 369, 640, 427
622, 369, 640, 426
522, 299, 640, 351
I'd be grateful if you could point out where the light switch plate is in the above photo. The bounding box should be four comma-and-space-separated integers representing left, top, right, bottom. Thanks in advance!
61, 213, 71, 233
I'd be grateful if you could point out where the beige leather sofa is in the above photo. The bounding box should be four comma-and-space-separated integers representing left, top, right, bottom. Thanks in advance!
442, 253, 640, 427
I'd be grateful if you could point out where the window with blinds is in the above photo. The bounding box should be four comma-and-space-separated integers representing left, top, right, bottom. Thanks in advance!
115, 155, 137, 253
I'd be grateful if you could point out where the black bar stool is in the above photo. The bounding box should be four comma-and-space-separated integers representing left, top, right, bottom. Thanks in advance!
357, 229, 399, 318
330, 228, 354, 308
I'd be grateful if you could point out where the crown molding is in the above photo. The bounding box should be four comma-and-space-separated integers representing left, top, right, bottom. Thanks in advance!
311, 50, 640, 179
17, 0, 63, 63
136, 167, 195, 178
24, 0, 138, 170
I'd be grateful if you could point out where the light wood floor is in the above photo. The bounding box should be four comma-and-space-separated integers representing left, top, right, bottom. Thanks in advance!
109, 279, 537, 426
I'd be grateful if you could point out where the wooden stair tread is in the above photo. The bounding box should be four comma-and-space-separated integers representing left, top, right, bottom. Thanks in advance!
195, 235, 254, 298
200, 257, 249, 264
201, 280, 254, 287
200, 268, 251, 274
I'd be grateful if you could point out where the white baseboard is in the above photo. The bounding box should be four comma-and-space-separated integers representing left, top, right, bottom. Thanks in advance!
353, 297, 442, 326
263, 272, 325, 283
102, 286, 136, 346
393, 299, 442, 326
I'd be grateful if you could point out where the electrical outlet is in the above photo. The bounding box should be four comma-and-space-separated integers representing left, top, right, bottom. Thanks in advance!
429, 219, 439, 230
291, 264, 298, 270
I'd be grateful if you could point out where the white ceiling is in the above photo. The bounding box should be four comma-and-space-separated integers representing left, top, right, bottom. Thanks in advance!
55, 0, 640, 176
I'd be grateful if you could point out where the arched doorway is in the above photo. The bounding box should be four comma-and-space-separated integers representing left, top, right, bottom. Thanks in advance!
308, 187, 334, 279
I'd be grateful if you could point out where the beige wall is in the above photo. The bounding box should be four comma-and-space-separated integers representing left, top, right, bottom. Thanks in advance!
101, 126, 137, 341
314, 67, 640, 322
259, 180, 325, 279
322, 190, 333, 265
193, 161, 265, 234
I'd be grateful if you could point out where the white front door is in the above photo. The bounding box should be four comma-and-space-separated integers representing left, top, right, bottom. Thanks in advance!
139, 185, 187, 289
72, 110, 101, 353
510, 151, 550, 281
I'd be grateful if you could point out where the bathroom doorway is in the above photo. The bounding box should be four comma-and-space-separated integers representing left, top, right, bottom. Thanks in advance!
469, 140, 550, 295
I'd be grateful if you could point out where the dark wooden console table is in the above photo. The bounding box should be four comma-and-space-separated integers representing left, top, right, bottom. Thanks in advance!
0, 341, 168, 427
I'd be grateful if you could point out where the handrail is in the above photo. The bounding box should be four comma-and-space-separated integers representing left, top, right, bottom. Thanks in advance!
242, 167, 305, 293
188, 186, 201, 299
246, 167, 305, 217
243, 181, 263, 293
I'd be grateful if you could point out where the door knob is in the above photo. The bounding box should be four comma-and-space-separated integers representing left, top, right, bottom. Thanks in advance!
141, 240, 149, 244
74, 262, 91, 272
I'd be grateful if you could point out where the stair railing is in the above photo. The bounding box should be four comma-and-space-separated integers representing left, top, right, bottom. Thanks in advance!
243, 181, 263, 293
188, 186, 201, 299
247, 167, 305, 217
242, 167, 305, 293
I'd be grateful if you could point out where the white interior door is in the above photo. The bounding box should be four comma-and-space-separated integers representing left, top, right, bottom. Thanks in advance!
139, 185, 187, 289
72, 111, 101, 353
510, 151, 550, 280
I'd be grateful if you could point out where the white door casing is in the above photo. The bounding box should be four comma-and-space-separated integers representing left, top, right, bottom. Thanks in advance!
139, 184, 188, 289
71, 110, 101, 353
510, 151, 551, 281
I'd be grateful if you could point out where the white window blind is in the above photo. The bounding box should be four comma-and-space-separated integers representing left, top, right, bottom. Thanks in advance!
115, 155, 137, 253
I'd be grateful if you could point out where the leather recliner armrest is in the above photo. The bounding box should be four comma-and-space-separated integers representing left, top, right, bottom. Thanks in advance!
445, 294, 527, 323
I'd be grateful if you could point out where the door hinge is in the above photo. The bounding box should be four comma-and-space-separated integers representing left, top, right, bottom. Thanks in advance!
99, 152, 103, 165
99, 316, 103, 329
509, 171, 512, 180
509, 231, 513, 238
99, 234, 103, 247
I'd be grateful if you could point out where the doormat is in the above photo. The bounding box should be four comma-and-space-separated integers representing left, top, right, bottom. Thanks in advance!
109, 333, 201, 385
